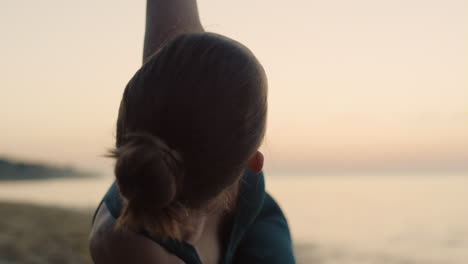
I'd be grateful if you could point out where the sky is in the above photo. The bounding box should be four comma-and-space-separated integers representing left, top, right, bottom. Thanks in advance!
1, 0, 467, 175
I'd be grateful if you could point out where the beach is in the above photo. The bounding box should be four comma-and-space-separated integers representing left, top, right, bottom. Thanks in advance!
1, 174, 468, 264
0, 201, 316, 264
0, 202, 92, 264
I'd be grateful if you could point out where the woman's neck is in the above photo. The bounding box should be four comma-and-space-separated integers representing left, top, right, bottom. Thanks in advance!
180, 214, 208, 243
181, 180, 240, 244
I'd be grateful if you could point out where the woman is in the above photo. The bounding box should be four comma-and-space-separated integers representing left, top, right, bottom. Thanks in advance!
89, 1, 295, 263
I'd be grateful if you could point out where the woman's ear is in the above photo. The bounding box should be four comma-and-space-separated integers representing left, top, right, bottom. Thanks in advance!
247, 151, 264, 174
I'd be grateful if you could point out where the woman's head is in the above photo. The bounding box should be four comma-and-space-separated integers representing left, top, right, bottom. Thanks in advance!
110, 32, 267, 240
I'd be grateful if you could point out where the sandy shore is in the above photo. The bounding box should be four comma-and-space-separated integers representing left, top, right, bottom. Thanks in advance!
0, 202, 92, 264
0, 201, 314, 264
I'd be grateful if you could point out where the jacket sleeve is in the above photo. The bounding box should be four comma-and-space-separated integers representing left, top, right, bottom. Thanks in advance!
232, 192, 296, 264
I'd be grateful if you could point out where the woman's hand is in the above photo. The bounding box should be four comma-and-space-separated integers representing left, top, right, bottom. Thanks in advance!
143, 0, 205, 64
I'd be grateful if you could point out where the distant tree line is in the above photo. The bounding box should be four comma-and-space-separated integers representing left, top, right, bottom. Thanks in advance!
0, 158, 96, 180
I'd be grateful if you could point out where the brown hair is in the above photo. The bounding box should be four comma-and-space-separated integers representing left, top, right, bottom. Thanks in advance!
109, 32, 267, 240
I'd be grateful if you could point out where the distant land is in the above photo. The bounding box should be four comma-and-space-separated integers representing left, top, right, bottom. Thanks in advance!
0, 157, 97, 181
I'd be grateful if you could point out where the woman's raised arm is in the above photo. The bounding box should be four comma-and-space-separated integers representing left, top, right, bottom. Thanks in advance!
143, 0, 204, 63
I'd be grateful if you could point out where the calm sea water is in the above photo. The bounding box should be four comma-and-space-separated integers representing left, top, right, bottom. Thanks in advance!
1, 173, 467, 264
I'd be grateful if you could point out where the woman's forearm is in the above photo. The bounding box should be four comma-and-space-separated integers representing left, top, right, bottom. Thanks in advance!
143, 0, 204, 63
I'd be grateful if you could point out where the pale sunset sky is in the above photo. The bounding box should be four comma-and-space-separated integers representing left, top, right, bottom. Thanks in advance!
1, 0, 467, 175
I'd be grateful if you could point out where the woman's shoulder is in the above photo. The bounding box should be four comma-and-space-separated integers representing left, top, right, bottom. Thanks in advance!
89, 203, 184, 264
231, 193, 295, 264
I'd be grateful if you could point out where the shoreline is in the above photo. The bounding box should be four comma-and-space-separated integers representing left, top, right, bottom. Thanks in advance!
0, 201, 93, 264
0, 201, 314, 264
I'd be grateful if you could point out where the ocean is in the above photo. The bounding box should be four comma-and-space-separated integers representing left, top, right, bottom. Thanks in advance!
1, 173, 467, 264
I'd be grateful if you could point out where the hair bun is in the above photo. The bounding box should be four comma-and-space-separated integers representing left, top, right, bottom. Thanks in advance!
112, 132, 183, 210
